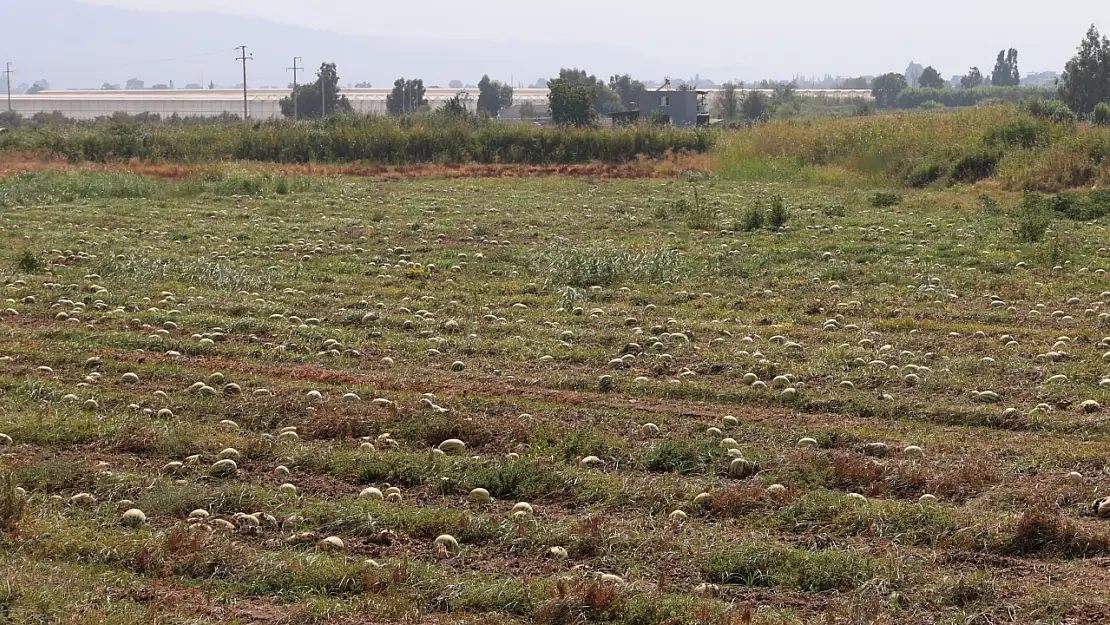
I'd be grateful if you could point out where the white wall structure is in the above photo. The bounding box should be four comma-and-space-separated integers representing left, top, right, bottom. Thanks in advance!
4, 88, 871, 121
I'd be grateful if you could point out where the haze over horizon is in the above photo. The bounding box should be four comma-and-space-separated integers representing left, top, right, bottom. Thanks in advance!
1, 0, 1104, 90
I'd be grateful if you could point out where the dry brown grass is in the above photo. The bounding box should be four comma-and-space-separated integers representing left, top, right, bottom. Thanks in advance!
0, 150, 714, 181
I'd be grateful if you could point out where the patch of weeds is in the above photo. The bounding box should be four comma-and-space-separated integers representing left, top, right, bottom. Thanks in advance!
536, 247, 684, 288
456, 577, 537, 616
130, 526, 245, 580
703, 541, 880, 592
559, 428, 617, 464
247, 553, 374, 597
15, 250, 43, 273
0, 472, 26, 537
557, 286, 587, 310
977, 193, 1001, 215
868, 192, 902, 208
1013, 191, 1053, 243
996, 505, 1110, 558
683, 187, 717, 231
536, 578, 620, 625
941, 572, 996, 608
644, 440, 720, 475
462, 460, 568, 500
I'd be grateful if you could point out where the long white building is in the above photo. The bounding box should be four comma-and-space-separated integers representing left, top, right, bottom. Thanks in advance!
3, 88, 871, 120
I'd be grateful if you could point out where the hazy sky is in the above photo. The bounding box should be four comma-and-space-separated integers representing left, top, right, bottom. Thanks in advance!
78, 0, 1103, 79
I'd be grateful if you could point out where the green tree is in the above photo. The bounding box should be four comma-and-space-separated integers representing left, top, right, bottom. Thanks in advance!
438, 94, 470, 120
608, 74, 646, 111
918, 66, 946, 89
842, 76, 871, 89
553, 69, 621, 114
385, 78, 428, 115
279, 62, 351, 118
991, 49, 1020, 87
476, 75, 513, 117
548, 78, 597, 126
771, 82, 797, 106
1058, 25, 1110, 115
960, 67, 984, 88
740, 90, 770, 121
871, 72, 908, 108
714, 82, 741, 121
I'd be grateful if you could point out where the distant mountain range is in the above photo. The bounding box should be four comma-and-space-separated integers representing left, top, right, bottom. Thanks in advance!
3, 0, 662, 90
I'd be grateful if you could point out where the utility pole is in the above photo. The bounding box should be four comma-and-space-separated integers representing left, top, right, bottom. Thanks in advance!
3, 63, 13, 112
286, 56, 303, 118
235, 46, 252, 119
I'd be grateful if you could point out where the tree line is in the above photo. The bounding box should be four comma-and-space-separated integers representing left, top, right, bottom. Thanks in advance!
870, 25, 1110, 116
277, 65, 520, 119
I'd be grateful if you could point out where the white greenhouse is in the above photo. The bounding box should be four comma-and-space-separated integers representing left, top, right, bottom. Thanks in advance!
4, 88, 554, 120
3, 88, 869, 121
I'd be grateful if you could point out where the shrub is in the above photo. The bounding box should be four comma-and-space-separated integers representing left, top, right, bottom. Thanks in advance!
905, 160, 945, 188
1094, 102, 1110, 126
919, 100, 944, 110
951, 147, 1002, 183
767, 194, 790, 229
983, 118, 1051, 149
1027, 99, 1076, 124
740, 205, 765, 232
1013, 191, 1053, 242
1049, 190, 1110, 220
869, 191, 903, 208
853, 101, 875, 117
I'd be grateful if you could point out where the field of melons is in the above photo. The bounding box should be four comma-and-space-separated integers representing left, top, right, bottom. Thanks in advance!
2, 165, 1110, 624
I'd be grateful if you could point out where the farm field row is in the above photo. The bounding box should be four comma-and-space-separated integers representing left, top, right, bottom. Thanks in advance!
2, 173, 1110, 623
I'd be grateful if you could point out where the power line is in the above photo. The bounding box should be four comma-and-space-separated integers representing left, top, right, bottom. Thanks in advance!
3, 63, 13, 113
286, 56, 303, 119
235, 46, 253, 119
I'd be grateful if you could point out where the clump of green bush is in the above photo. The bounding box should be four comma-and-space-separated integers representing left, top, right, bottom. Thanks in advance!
1094, 102, 1110, 126
868, 191, 903, 208
1027, 99, 1076, 124
0, 114, 714, 165
1014, 191, 1054, 242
